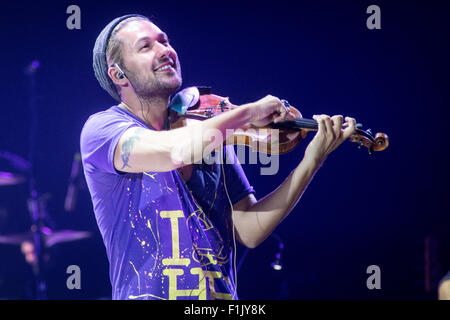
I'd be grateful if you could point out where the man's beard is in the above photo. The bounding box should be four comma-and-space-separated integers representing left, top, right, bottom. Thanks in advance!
124, 65, 182, 101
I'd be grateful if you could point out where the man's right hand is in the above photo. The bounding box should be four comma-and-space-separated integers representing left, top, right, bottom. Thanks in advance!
247, 95, 294, 127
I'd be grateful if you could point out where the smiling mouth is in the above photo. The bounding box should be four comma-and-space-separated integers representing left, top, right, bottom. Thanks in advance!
154, 59, 176, 72
155, 65, 174, 72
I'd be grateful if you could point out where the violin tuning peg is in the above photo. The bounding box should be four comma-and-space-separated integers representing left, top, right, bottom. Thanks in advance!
358, 141, 364, 149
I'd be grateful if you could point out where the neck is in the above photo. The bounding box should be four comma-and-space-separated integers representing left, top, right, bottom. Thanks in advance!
121, 95, 169, 131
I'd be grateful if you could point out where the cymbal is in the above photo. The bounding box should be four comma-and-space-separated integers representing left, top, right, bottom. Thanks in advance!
0, 151, 31, 172
0, 171, 25, 186
45, 229, 92, 247
0, 228, 92, 247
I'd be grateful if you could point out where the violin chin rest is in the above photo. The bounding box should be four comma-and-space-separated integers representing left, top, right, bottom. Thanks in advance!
169, 86, 200, 114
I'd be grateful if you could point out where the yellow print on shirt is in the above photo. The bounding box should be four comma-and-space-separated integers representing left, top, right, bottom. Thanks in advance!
159, 210, 234, 300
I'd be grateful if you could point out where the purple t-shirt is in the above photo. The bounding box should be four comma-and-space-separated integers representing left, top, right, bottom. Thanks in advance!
80, 105, 254, 300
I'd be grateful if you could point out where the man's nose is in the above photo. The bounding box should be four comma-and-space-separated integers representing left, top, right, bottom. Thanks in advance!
154, 41, 170, 59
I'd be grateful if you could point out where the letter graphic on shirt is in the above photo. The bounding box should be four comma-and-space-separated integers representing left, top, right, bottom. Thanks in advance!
163, 267, 207, 300
160, 210, 190, 267
203, 270, 233, 300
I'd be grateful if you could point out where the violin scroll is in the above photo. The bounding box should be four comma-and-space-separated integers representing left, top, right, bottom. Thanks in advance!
349, 127, 389, 154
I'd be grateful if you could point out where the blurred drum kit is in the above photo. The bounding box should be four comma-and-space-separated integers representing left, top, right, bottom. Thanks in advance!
0, 150, 91, 299
0, 61, 91, 299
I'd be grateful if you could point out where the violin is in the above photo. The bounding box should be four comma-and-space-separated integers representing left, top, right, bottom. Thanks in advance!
169, 87, 389, 155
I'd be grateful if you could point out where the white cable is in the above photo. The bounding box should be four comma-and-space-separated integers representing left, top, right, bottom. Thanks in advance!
220, 146, 238, 300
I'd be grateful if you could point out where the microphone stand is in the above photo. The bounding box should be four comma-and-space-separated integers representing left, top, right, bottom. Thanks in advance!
25, 60, 47, 300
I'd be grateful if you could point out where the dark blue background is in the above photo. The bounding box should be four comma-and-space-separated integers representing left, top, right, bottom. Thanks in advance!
0, 0, 449, 299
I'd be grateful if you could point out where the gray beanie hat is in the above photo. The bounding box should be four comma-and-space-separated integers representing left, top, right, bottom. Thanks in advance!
93, 14, 148, 102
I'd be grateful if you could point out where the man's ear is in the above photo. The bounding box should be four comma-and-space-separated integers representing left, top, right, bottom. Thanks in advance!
108, 64, 127, 86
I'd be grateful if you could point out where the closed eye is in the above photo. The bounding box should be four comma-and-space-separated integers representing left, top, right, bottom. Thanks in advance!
140, 43, 150, 51
136, 34, 170, 51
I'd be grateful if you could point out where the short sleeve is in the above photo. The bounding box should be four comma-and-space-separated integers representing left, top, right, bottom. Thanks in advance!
80, 109, 140, 175
222, 145, 255, 205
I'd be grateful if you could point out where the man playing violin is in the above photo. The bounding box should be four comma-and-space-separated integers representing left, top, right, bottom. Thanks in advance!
81, 14, 356, 300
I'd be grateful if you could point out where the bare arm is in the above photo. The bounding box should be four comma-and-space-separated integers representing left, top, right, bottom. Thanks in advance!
439, 280, 450, 300
232, 157, 319, 248
114, 95, 289, 173
232, 115, 356, 248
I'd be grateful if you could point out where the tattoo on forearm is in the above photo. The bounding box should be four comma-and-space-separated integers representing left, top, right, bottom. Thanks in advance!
121, 128, 146, 169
